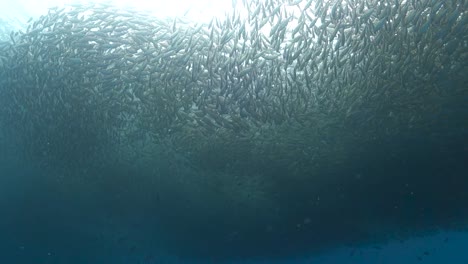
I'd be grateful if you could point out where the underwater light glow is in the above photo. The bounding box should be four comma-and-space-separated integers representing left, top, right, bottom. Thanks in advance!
0, 0, 238, 27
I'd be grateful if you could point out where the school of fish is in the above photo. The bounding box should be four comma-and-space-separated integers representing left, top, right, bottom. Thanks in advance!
0, 0, 466, 176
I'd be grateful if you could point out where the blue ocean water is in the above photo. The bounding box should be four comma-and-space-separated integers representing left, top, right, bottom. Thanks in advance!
0, 158, 467, 263
1, 0, 467, 263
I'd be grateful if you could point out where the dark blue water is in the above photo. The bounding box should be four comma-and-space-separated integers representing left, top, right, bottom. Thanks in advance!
0, 87, 466, 263
0, 158, 467, 263
1, 1, 468, 263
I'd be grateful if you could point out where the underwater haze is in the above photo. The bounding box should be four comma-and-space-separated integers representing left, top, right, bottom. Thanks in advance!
0, 0, 467, 263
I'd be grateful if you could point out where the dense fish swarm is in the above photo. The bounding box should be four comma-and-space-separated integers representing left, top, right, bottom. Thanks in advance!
1, 0, 465, 170
0, 0, 467, 258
